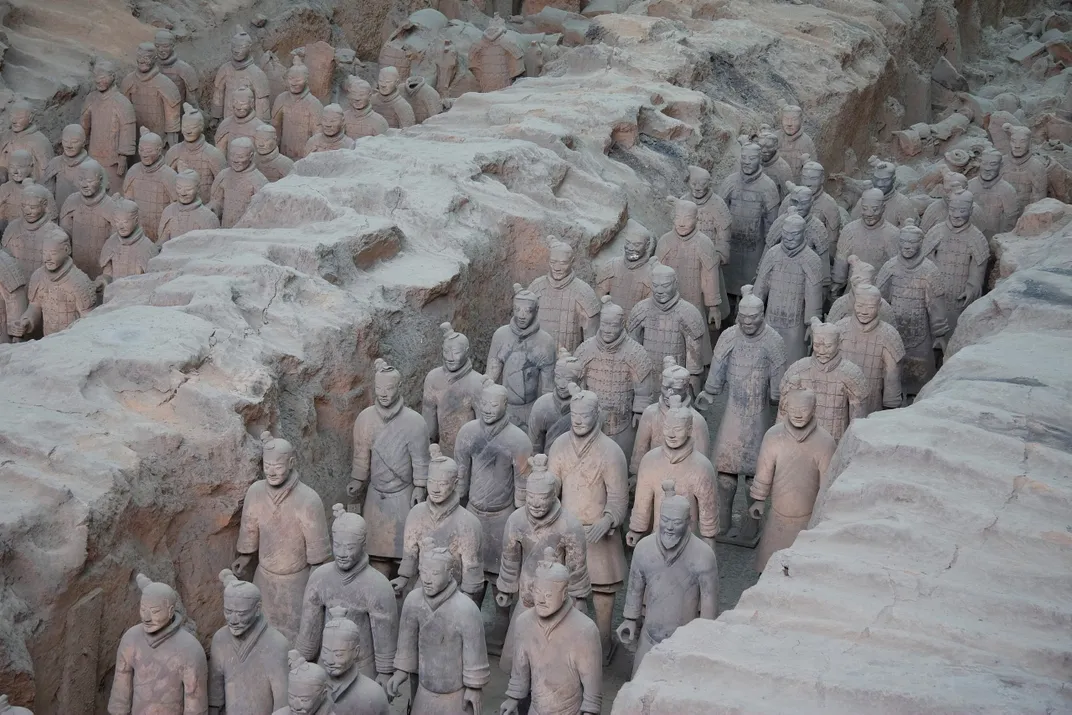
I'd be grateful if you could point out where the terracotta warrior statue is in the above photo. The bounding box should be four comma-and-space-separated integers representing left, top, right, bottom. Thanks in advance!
768, 182, 830, 287
826, 255, 894, 325
574, 295, 652, 461
596, 223, 654, 315
433, 39, 480, 100
919, 171, 967, 234
719, 141, 781, 295
371, 67, 415, 129
777, 105, 815, 180
0, 696, 31, 715
757, 126, 793, 199
165, 104, 225, 204
469, 14, 524, 93
527, 347, 582, 455
343, 77, 389, 140
296, 507, 397, 684
215, 85, 266, 158
404, 76, 443, 124
629, 395, 718, 549
485, 283, 557, 430
547, 383, 628, 660
394, 445, 484, 601
850, 156, 918, 228
209, 570, 289, 715
254, 124, 295, 182
632, 356, 709, 479
155, 29, 198, 107
0, 100, 53, 181
81, 59, 137, 193
121, 44, 181, 146
528, 237, 600, 353
754, 211, 824, 364
159, 163, 221, 242
698, 284, 787, 542
967, 148, 1019, 238
781, 159, 841, 254
318, 610, 390, 715
273, 53, 324, 159
2, 181, 65, 279
833, 187, 900, 295
922, 189, 989, 331
109, 575, 207, 715
210, 137, 268, 228
98, 195, 159, 284
305, 104, 356, 155
0, 151, 56, 226
233, 432, 332, 642
276, 652, 335, 715
43, 124, 91, 208
348, 359, 431, 577
684, 165, 731, 311
779, 318, 868, 442
386, 544, 490, 714
876, 220, 949, 397
123, 128, 178, 243
423, 322, 484, 456
1001, 123, 1046, 215
834, 282, 905, 414
0, 248, 27, 344
627, 261, 707, 394
213, 27, 271, 122
657, 198, 724, 333
499, 549, 602, 715
750, 388, 836, 571
619, 480, 718, 676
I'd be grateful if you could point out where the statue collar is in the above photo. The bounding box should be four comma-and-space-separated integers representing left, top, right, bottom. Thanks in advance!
854, 313, 879, 333
444, 359, 473, 383
118, 226, 148, 246
257, 148, 282, 163
82, 189, 107, 207
336, 553, 370, 585
178, 198, 205, 212
425, 579, 458, 612
625, 253, 650, 271
375, 397, 404, 423
231, 56, 255, 71
266, 469, 301, 506
814, 354, 843, 373
349, 102, 373, 117
141, 156, 166, 174
159, 52, 179, 69
428, 491, 461, 523
510, 318, 540, 340
537, 598, 572, 637
136, 65, 162, 82
145, 613, 184, 649
62, 151, 88, 168
46, 258, 75, 283
597, 329, 626, 353
527, 499, 562, 529
481, 413, 509, 441
661, 438, 694, 464
653, 292, 680, 313
547, 271, 575, 290
692, 188, 711, 206
740, 168, 763, 185
785, 418, 817, 442
330, 665, 363, 701
569, 424, 600, 459
230, 614, 268, 662
673, 227, 697, 242
1008, 151, 1032, 167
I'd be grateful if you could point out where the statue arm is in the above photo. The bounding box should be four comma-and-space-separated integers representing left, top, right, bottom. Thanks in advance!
461, 523, 485, 597
211, 68, 227, 119
455, 433, 472, 502
118, 100, 137, 158
503, 639, 531, 702
882, 336, 905, 409
181, 649, 209, 715
845, 368, 869, 422
350, 416, 371, 485
621, 557, 646, 622
627, 470, 653, 534
409, 421, 431, 489
513, 440, 532, 508
208, 641, 224, 711
421, 374, 439, 443
19, 299, 42, 335
234, 492, 259, 555
804, 267, 823, 324
748, 435, 777, 503
371, 583, 400, 675
496, 520, 522, 595
393, 596, 419, 675
629, 413, 651, 473
1032, 163, 1047, 203
461, 605, 491, 690
603, 448, 629, 528
106, 637, 134, 715
577, 626, 604, 714
567, 526, 593, 599
698, 552, 720, 619
294, 579, 324, 660
303, 503, 332, 566
397, 515, 420, 581
696, 467, 720, 538
485, 331, 503, 383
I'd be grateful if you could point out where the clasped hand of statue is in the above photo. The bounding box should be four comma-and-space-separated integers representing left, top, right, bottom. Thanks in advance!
616, 617, 638, 645
230, 554, 253, 579
708, 310, 721, 329
495, 590, 515, 608
625, 529, 642, 548
695, 389, 718, 410
585, 514, 613, 544
748, 501, 765, 520
411, 486, 426, 506
385, 670, 410, 702
390, 576, 408, 597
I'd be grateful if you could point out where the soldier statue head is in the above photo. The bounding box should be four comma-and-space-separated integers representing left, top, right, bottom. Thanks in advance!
135, 42, 158, 75
867, 156, 896, 196
660, 356, 692, 406
231, 27, 255, 64
479, 379, 509, 425
737, 284, 765, 336
61, 123, 87, 158
484, 13, 507, 41
784, 387, 817, 429
320, 608, 362, 679
532, 547, 570, 618
780, 210, 807, 255
287, 51, 310, 95
347, 76, 374, 110
846, 255, 876, 289
113, 195, 140, 238
799, 159, 825, 196
658, 479, 691, 551
786, 181, 813, 218
232, 84, 255, 120
419, 541, 455, 597
22, 181, 51, 225
740, 141, 761, 177
426, 444, 459, 506
979, 148, 1003, 182
687, 165, 711, 201
8, 149, 33, 184
809, 317, 841, 365
439, 321, 470, 372
673, 199, 698, 237
228, 136, 255, 173
941, 171, 967, 202
898, 219, 925, 261
623, 225, 652, 264
780, 104, 803, 137
175, 162, 200, 206
511, 282, 539, 331
663, 395, 693, 450
93, 59, 118, 92
154, 29, 178, 64
860, 187, 886, 228
373, 358, 402, 409
547, 237, 574, 281
948, 189, 974, 228
567, 382, 600, 437
319, 103, 345, 139
260, 431, 296, 487
1004, 123, 1031, 159
377, 66, 400, 97
138, 127, 164, 167
78, 159, 107, 199
135, 573, 178, 635
219, 568, 262, 637
181, 103, 205, 144
254, 123, 280, 157
598, 295, 625, 345
9, 100, 33, 134
286, 651, 332, 715
526, 454, 560, 520
650, 260, 679, 306
757, 125, 780, 164
330, 504, 367, 572
853, 283, 882, 327
553, 347, 583, 400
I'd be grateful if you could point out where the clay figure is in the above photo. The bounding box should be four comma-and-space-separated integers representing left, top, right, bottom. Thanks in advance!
216, 86, 267, 158
631, 356, 710, 479
527, 237, 600, 352
573, 295, 652, 461
404, 76, 443, 124
1001, 123, 1047, 214
698, 284, 787, 541
213, 27, 272, 121
121, 43, 182, 146
3, 183, 68, 280
596, 223, 654, 315
423, 322, 485, 456
524, 40, 544, 78
123, 129, 177, 243
378, 33, 413, 83
348, 359, 431, 575
834, 283, 905, 414
165, 104, 226, 204
305, 105, 355, 155
0, 151, 56, 226
208, 570, 289, 715
777, 105, 816, 180
684, 165, 731, 318
210, 137, 268, 228
273, 54, 324, 159
849, 157, 919, 228
628, 395, 718, 550
754, 212, 824, 364
386, 544, 490, 714
527, 347, 582, 455
618, 480, 718, 676
343, 77, 389, 140
719, 141, 781, 295
275, 652, 335, 715
371, 67, 415, 130
833, 188, 900, 294
433, 39, 480, 100
296, 507, 398, 684
749, 389, 836, 571
499, 549, 602, 715
233, 432, 332, 642
469, 15, 524, 93
781, 160, 842, 255
254, 124, 295, 182
757, 126, 793, 199
627, 262, 707, 394
81, 60, 137, 193
919, 171, 967, 233
922, 189, 989, 330
43, 124, 91, 208
485, 283, 557, 430
966, 149, 1019, 238
768, 182, 830, 287
779, 318, 868, 442
875, 221, 950, 396
393, 445, 484, 601
0, 696, 31, 715
159, 163, 221, 242
826, 255, 894, 325
657, 199, 724, 337
318, 610, 390, 715
60, 159, 116, 280
98, 195, 159, 283
547, 384, 628, 659
108, 574, 208, 715
0, 248, 27, 343
155, 29, 198, 107
0, 100, 54, 181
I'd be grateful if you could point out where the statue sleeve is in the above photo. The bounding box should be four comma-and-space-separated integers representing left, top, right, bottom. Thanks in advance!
504, 632, 531, 701
566, 522, 593, 599
267, 638, 289, 710
485, 329, 504, 383
874, 260, 895, 299
602, 445, 629, 528
1032, 160, 1046, 203
106, 634, 134, 715
455, 428, 472, 501
698, 548, 719, 619
371, 576, 400, 674
577, 624, 604, 714
421, 372, 439, 443
235, 490, 259, 555
630, 352, 652, 415
303, 499, 332, 566
622, 553, 646, 621
350, 413, 371, 484
748, 430, 777, 502
844, 363, 869, 422
461, 602, 491, 689
398, 515, 420, 580
705, 331, 732, 395
629, 412, 651, 474
211, 67, 228, 119
626, 302, 644, 342
208, 638, 224, 708
408, 419, 431, 488
627, 467, 654, 534
512, 436, 532, 508
393, 595, 419, 675
695, 464, 719, 538
118, 99, 137, 157
767, 334, 788, 404
753, 250, 773, 302
882, 331, 905, 410
181, 646, 208, 715
461, 519, 484, 596
161, 81, 183, 134
294, 574, 324, 661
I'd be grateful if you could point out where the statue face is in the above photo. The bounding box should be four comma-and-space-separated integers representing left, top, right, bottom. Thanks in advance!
93, 69, 115, 92
740, 149, 760, 176
233, 94, 254, 119
181, 116, 204, 143
661, 377, 688, 406
1008, 130, 1029, 158
426, 469, 457, 505
139, 593, 175, 634
176, 179, 199, 205
479, 389, 507, 424
791, 192, 813, 217
42, 238, 69, 271
442, 339, 468, 372
948, 200, 972, 228
526, 483, 556, 519
624, 235, 648, 262
548, 253, 572, 281
781, 111, 801, 136
512, 299, 537, 330
321, 111, 344, 138
664, 416, 690, 449
800, 169, 824, 194
155, 36, 175, 60
854, 291, 880, 323
532, 575, 567, 617
688, 173, 708, 199
738, 303, 764, 336
812, 330, 839, 364
10, 109, 30, 133
861, 195, 884, 227
254, 130, 277, 155
419, 558, 452, 597
377, 71, 398, 96
232, 38, 252, 63
374, 376, 400, 408
652, 274, 677, 304
229, 143, 254, 172
658, 509, 689, 551
570, 404, 598, 437
553, 370, 575, 400
223, 595, 260, 637
78, 166, 103, 198
673, 208, 696, 237
136, 47, 155, 73
872, 172, 894, 195
785, 392, 815, 428
262, 450, 293, 487
349, 85, 372, 108
900, 231, 923, 260
287, 69, 308, 94
599, 311, 623, 344
332, 531, 365, 571
979, 154, 1002, 182
21, 196, 46, 224
9, 159, 31, 183
759, 139, 777, 163
781, 224, 806, 253
61, 130, 85, 157
320, 629, 358, 677
114, 209, 138, 238
288, 681, 326, 715
139, 139, 163, 166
